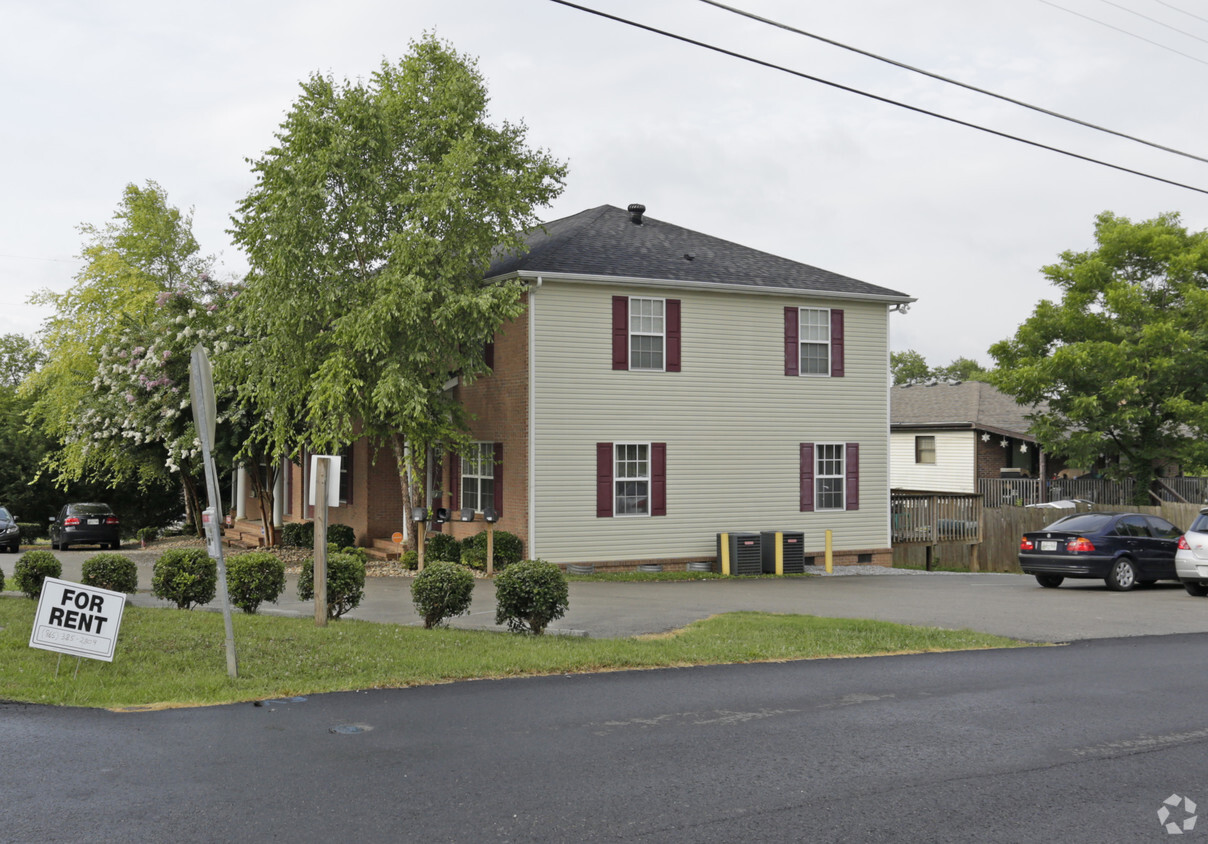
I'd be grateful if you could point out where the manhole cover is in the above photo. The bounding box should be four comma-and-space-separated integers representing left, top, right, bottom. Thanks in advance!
329, 723, 372, 734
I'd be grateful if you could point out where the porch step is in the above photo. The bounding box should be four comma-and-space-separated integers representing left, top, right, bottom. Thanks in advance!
366, 537, 404, 561
223, 519, 268, 548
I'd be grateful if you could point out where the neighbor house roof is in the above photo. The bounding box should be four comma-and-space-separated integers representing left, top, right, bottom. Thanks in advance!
891, 381, 1041, 441
487, 204, 913, 303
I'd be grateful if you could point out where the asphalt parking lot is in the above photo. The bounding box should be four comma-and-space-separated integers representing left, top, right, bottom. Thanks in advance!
6, 549, 1207, 642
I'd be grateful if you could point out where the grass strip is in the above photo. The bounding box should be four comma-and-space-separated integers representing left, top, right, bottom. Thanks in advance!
0, 596, 1028, 710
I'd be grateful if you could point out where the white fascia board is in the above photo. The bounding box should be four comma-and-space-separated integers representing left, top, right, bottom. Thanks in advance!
490, 270, 917, 306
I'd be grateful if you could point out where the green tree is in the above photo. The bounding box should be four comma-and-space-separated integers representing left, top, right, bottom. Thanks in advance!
23, 182, 215, 499
229, 34, 567, 534
934, 356, 989, 383
890, 350, 930, 385
990, 211, 1208, 502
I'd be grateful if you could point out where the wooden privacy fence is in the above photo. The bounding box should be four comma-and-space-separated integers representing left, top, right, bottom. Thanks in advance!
893, 499, 1207, 573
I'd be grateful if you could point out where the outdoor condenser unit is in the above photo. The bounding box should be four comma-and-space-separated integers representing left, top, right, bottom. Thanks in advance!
761, 531, 806, 575
717, 532, 762, 576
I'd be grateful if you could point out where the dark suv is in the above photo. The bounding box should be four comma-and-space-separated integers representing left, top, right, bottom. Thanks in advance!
50, 503, 121, 551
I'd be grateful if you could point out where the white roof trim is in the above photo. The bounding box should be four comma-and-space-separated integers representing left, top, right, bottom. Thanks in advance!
487, 270, 916, 305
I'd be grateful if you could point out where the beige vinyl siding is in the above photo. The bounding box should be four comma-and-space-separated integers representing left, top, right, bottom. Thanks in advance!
891, 430, 975, 493
530, 281, 892, 563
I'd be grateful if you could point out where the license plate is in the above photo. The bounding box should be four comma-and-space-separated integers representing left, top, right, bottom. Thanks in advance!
1040, 540, 1058, 551
87, 519, 99, 525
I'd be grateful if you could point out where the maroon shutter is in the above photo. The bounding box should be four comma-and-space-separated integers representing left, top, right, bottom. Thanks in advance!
450, 454, 460, 511
596, 443, 614, 517
845, 442, 859, 511
651, 442, 667, 516
666, 300, 681, 372
493, 442, 504, 518
831, 309, 845, 377
484, 339, 495, 371
784, 307, 799, 376
612, 297, 629, 370
800, 443, 815, 512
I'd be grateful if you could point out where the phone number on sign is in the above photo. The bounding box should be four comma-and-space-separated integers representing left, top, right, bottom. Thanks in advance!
37, 627, 101, 648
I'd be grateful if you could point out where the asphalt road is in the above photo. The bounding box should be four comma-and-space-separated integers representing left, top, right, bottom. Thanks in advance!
4, 634, 1208, 842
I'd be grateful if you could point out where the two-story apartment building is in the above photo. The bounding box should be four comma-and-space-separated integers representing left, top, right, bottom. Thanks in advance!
254, 204, 913, 569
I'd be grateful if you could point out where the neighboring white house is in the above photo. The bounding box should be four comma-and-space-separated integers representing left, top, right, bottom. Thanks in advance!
891, 381, 1041, 494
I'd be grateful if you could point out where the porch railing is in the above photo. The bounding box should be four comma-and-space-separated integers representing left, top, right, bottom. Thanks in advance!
891, 493, 982, 544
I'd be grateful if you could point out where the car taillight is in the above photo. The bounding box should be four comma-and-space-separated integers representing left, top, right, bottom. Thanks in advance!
104, 516, 119, 525
63, 516, 80, 526
1066, 537, 1095, 553
1178, 535, 1191, 550
1019, 537, 1034, 551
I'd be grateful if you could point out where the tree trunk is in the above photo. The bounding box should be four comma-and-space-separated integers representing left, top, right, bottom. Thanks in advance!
392, 433, 421, 552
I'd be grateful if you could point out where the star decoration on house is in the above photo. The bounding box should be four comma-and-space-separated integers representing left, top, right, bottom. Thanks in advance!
981, 432, 990, 442
1020, 443, 1028, 453
1000, 438, 1009, 448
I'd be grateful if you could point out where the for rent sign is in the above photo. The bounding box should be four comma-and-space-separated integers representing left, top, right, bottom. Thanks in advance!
29, 578, 126, 662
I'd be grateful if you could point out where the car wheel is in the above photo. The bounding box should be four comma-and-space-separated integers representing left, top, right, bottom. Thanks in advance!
1184, 580, 1208, 597
1035, 574, 1064, 588
60, 542, 69, 552
113, 540, 121, 551
1107, 557, 1137, 591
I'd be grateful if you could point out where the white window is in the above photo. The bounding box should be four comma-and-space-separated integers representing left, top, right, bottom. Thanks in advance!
629, 298, 665, 371
461, 442, 495, 513
915, 436, 936, 465
799, 308, 831, 376
816, 443, 845, 511
615, 443, 650, 516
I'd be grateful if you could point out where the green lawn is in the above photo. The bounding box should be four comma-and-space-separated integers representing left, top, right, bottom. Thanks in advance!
0, 596, 1029, 710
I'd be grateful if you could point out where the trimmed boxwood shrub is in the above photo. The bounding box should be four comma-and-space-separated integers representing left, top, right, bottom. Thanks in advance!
17, 522, 45, 543
81, 553, 139, 593
459, 529, 524, 571
281, 521, 314, 548
298, 552, 366, 619
494, 559, 569, 635
13, 550, 62, 599
424, 531, 461, 563
151, 548, 217, 610
411, 561, 475, 629
400, 549, 419, 570
136, 526, 158, 544
226, 551, 286, 614
327, 523, 356, 550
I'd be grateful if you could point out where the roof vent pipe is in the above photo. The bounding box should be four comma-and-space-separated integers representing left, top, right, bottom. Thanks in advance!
628, 203, 646, 224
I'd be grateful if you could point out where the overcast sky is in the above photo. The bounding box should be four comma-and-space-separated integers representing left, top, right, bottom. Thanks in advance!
4, 0, 1208, 367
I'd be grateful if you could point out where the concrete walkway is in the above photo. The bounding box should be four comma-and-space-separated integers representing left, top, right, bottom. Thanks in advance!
7, 551, 1206, 642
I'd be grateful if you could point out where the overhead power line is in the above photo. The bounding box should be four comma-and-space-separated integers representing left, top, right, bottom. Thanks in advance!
1095, 0, 1208, 46
546, 0, 1208, 197
1038, 0, 1208, 66
699, 0, 1208, 165
1153, 0, 1208, 27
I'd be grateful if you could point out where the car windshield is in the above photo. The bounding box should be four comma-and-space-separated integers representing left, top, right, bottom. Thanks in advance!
1047, 513, 1113, 533
70, 504, 113, 516
1191, 513, 1208, 533
0, 507, 9, 520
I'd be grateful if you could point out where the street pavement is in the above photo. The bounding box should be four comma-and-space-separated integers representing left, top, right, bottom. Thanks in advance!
8, 548, 1208, 642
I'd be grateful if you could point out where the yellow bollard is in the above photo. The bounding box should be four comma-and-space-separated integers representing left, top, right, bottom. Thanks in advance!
719, 532, 731, 576
775, 532, 784, 576
825, 529, 833, 574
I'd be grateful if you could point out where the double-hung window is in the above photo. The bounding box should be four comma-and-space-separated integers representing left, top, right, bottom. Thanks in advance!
915, 435, 936, 465
460, 442, 496, 513
799, 442, 859, 512
784, 307, 844, 377
614, 443, 650, 516
612, 296, 681, 371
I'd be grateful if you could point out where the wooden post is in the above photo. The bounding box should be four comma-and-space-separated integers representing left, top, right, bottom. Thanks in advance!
486, 523, 495, 577
824, 529, 833, 573
417, 521, 426, 572
314, 457, 329, 626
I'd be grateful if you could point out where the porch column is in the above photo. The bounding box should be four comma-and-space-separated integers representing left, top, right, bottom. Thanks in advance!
236, 466, 248, 520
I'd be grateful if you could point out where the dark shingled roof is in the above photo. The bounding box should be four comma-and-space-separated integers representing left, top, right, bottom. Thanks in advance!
892, 381, 1043, 440
487, 204, 911, 301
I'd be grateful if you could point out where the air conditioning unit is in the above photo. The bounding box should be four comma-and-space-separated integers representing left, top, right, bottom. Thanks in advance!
716, 532, 761, 576
761, 531, 806, 575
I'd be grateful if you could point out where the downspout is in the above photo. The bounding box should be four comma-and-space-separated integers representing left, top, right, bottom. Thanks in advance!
528, 276, 542, 561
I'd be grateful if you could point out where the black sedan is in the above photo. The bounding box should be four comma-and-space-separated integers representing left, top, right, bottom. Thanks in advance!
0, 506, 19, 552
50, 502, 121, 551
1018, 511, 1182, 591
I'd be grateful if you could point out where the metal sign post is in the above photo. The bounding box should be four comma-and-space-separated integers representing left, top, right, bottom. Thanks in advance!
313, 457, 329, 626
189, 344, 238, 679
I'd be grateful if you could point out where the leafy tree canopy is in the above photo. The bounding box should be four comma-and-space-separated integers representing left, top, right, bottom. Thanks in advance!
892, 349, 990, 385
990, 211, 1208, 499
229, 34, 566, 500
